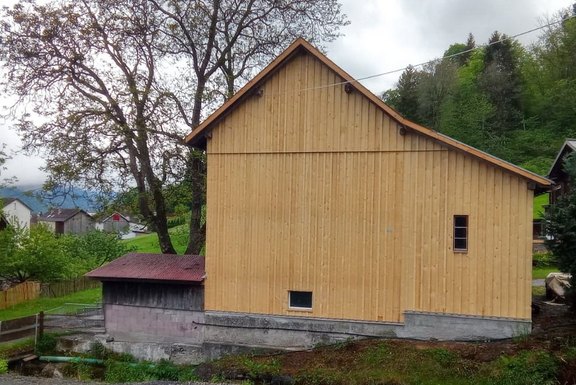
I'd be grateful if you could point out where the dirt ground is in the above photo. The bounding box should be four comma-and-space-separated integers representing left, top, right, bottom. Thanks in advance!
239, 297, 576, 384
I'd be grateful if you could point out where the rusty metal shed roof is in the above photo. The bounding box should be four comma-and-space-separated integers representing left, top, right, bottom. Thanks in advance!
86, 253, 205, 284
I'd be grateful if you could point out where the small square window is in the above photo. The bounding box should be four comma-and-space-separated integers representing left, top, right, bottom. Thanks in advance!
289, 291, 312, 309
453, 215, 468, 252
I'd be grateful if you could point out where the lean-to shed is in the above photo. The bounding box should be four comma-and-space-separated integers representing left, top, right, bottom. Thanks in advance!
186, 38, 551, 341
86, 253, 205, 344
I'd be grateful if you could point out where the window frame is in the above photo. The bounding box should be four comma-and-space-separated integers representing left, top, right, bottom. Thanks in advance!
288, 290, 313, 311
453, 215, 469, 252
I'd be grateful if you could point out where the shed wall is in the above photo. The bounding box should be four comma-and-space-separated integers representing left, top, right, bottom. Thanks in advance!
204, 52, 533, 322
103, 281, 204, 311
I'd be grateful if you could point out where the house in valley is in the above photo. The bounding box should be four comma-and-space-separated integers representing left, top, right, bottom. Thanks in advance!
38, 208, 95, 235
185, 38, 551, 344
99, 212, 130, 234
1, 197, 32, 229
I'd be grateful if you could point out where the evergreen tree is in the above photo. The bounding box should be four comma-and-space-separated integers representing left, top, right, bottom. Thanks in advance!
544, 152, 576, 308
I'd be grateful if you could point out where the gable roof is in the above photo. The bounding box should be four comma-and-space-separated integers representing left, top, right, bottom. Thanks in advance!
101, 212, 130, 223
86, 253, 205, 284
185, 38, 551, 188
548, 139, 576, 181
39, 208, 91, 222
1, 197, 33, 211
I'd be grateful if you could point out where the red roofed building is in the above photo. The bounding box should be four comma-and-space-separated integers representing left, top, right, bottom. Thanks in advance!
87, 253, 205, 349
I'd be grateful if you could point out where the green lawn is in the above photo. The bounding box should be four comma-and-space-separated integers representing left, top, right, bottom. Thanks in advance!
533, 265, 559, 280
533, 193, 548, 219
0, 288, 102, 321
123, 224, 189, 254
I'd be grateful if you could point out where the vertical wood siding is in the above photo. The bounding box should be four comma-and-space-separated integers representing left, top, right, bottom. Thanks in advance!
204, 52, 533, 322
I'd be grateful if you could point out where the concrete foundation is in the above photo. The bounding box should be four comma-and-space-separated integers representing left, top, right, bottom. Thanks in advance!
399, 311, 532, 341
94, 308, 532, 363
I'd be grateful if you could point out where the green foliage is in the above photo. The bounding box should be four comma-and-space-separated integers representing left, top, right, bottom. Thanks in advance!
361, 342, 392, 366
544, 153, 576, 306
383, 17, 576, 172
425, 348, 458, 366
489, 351, 558, 385
104, 360, 153, 383
533, 252, 555, 268
61, 230, 135, 272
167, 215, 186, 229
35, 333, 58, 355
0, 359, 7, 374
240, 357, 281, 380
89, 340, 108, 360
0, 224, 73, 282
104, 359, 197, 383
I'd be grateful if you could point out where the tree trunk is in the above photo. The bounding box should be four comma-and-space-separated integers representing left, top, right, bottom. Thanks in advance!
185, 149, 206, 255
151, 180, 177, 254
186, 80, 208, 255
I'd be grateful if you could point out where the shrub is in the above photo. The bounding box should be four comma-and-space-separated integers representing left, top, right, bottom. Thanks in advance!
533, 252, 555, 268
36, 333, 58, 355
0, 359, 8, 374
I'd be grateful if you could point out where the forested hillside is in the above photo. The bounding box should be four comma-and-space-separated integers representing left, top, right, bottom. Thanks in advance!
382, 15, 576, 175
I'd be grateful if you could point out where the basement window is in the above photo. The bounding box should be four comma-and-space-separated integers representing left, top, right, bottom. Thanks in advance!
289, 291, 312, 310
453, 215, 468, 252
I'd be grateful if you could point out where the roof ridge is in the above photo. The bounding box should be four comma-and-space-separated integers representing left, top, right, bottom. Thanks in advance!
185, 38, 551, 187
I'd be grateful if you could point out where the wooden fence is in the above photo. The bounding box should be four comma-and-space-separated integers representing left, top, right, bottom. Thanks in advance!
0, 312, 43, 343
40, 277, 101, 298
0, 281, 40, 310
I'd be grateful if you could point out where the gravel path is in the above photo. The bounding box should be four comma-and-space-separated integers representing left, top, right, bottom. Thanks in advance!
0, 374, 233, 385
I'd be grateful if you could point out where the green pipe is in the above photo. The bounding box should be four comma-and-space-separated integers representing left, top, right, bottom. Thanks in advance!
39, 355, 156, 368
39, 356, 104, 365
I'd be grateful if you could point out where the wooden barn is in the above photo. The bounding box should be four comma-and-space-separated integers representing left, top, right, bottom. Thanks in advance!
184, 38, 551, 342
38, 208, 95, 235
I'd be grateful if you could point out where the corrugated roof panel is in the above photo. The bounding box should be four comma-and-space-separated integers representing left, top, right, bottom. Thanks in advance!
85, 253, 205, 283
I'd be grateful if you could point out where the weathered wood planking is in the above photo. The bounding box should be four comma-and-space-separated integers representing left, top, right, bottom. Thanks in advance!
103, 281, 204, 311
203, 51, 535, 323
0, 315, 38, 343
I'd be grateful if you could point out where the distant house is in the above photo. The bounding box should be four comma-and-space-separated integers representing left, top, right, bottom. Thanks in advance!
548, 139, 576, 204
86, 253, 205, 351
1, 197, 32, 229
100, 212, 130, 234
38, 208, 95, 235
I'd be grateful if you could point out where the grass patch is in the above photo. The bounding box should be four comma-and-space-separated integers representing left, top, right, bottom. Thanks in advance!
533, 266, 559, 280
534, 193, 548, 219
123, 224, 189, 254
533, 285, 546, 297
0, 338, 34, 358
0, 288, 101, 321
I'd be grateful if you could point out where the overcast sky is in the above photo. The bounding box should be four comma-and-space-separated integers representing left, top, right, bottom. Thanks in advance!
0, 0, 572, 187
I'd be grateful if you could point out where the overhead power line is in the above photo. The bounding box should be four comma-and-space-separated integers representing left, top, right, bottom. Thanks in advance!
299, 11, 576, 93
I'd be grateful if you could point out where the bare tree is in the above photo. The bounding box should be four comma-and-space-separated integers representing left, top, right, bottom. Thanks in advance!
1, 0, 184, 253
1, 0, 348, 254
151, 0, 348, 253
